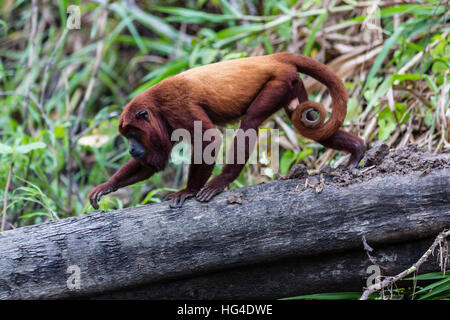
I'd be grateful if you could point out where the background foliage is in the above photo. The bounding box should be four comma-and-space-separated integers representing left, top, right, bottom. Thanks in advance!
0, 0, 448, 300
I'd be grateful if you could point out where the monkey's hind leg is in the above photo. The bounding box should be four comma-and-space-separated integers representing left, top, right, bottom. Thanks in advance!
318, 129, 366, 168
196, 79, 293, 202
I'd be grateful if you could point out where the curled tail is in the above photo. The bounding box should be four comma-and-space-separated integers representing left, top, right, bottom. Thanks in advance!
277, 53, 348, 142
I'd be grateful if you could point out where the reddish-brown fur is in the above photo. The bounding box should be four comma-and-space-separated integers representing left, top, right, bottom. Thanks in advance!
88, 53, 365, 209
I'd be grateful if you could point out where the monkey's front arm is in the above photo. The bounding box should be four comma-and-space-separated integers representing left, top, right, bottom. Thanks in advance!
88, 159, 155, 209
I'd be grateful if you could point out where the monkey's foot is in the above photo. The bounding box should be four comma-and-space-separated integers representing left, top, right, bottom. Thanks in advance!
166, 189, 196, 208
88, 183, 116, 210
347, 140, 366, 168
196, 182, 227, 202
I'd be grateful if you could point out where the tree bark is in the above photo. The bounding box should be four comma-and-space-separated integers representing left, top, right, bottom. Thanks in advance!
0, 168, 448, 299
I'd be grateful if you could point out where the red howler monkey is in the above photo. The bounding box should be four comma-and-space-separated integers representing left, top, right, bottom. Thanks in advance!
88, 53, 365, 209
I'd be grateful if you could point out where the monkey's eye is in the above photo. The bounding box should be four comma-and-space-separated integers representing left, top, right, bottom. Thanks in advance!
136, 110, 149, 121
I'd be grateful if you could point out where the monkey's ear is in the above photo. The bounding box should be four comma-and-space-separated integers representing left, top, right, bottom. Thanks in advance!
136, 110, 149, 121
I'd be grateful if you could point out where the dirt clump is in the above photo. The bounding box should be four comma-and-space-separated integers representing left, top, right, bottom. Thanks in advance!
313, 144, 450, 187
285, 164, 308, 180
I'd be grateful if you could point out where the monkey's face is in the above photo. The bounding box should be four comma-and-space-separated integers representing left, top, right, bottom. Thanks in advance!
119, 102, 171, 172
127, 132, 147, 160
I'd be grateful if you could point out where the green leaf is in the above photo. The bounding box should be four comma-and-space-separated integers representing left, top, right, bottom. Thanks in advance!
395, 102, 410, 124
20, 211, 53, 219
432, 61, 447, 73
111, 2, 180, 41
277, 21, 291, 42
54, 125, 67, 139
405, 272, 449, 281
281, 292, 362, 300
379, 4, 420, 17
392, 73, 421, 82
297, 148, 313, 162
218, 0, 242, 17
216, 24, 263, 39
424, 110, 434, 127
303, 12, 328, 56
222, 52, 247, 61
262, 36, 274, 54
15, 142, 47, 154
363, 26, 404, 92
362, 75, 393, 119
0, 143, 13, 154
132, 58, 189, 97
424, 75, 438, 93
153, 6, 235, 24
201, 48, 219, 65
115, 36, 174, 55
0, 19, 8, 36
378, 118, 396, 140
345, 97, 360, 122
280, 149, 296, 175
417, 278, 450, 300
141, 187, 177, 205
111, 7, 146, 53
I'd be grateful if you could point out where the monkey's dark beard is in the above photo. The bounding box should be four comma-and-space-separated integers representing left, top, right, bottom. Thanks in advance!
141, 155, 165, 172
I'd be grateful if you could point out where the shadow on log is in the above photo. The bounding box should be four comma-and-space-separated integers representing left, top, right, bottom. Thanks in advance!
0, 147, 449, 299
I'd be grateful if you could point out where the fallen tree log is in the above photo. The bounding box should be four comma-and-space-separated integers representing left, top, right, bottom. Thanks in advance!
0, 149, 449, 299
94, 236, 443, 299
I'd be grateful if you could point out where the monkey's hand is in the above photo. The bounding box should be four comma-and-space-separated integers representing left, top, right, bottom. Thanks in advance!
88, 182, 117, 210
196, 179, 227, 202
166, 189, 196, 209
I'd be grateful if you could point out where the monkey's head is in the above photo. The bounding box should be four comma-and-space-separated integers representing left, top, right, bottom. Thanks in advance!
118, 98, 172, 171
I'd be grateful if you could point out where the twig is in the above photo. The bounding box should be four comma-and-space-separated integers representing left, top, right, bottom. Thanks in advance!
1, 163, 14, 232
360, 229, 450, 300
393, 85, 433, 109
74, 111, 119, 141
274, 116, 300, 152
70, 8, 108, 138
62, 70, 73, 216
360, 165, 376, 173
22, 0, 39, 127
435, 71, 449, 153
39, 27, 69, 107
